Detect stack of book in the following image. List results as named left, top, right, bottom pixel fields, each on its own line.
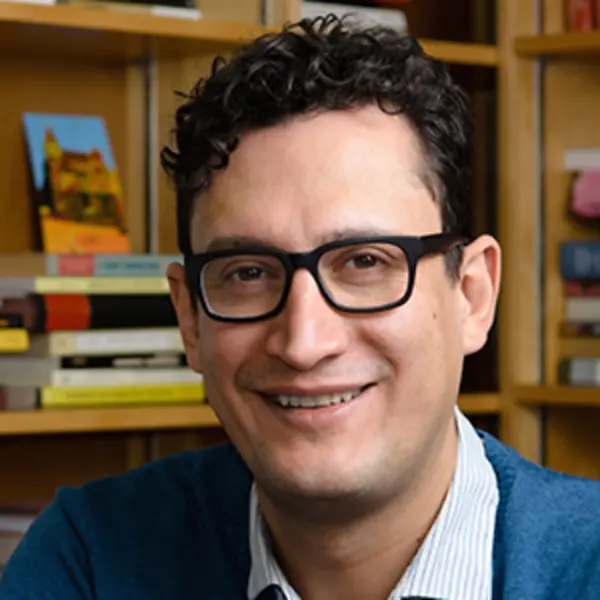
left=559, top=239, right=600, bottom=386
left=0, top=253, right=205, bottom=411
left=559, top=146, right=600, bottom=386
left=301, top=0, right=409, bottom=31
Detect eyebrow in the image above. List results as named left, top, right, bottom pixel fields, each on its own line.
left=203, top=228, right=403, bottom=253
left=204, top=236, right=282, bottom=252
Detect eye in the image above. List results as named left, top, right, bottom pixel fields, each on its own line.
left=349, top=253, right=380, bottom=269
left=233, top=266, right=265, bottom=281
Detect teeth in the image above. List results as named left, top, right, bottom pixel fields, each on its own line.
left=271, top=388, right=363, bottom=409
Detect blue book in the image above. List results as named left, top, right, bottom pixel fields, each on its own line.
left=560, top=241, right=600, bottom=280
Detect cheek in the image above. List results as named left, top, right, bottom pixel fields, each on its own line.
left=365, top=288, right=460, bottom=386
left=197, top=319, right=261, bottom=392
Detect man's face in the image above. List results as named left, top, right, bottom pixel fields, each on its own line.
left=172, top=105, right=500, bottom=504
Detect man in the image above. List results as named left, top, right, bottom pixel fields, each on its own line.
left=1, top=15, right=600, bottom=600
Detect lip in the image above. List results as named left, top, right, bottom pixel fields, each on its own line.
left=257, top=383, right=375, bottom=431
left=257, top=383, right=372, bottom=397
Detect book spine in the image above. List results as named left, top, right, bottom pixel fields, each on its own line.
left=565, top=281, right=600, bottom=296
left=559, top=357, right=600, bottom=385
left=560, top=321, right=600, bottom=337
left=1, top=294, right=177, bottom=332
left=0, top=330, right=29, bottom=353
left=35, top=276, right=169, bottom=295
left=566, top=0, right=595, bottom=31
left=565, top=297, right=600, bottom=322
left=62, top=354, right=186, bottom=368
left=46, top=254, right=181, bottom=277
left=560, top=241, right=600, bottom=279
left=39, top=382, right=205, bottom=408
left=50, top=367, right=199, bottom=387
left=48, top=328, right=184, bottom=356
left=564, top=147, right=600, bottom=171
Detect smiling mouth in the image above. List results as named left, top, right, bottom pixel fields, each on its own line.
left=265, top=384, right=373, bottom=409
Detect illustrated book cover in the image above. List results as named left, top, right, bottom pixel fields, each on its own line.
left=23, top=112, right=130, bottom=254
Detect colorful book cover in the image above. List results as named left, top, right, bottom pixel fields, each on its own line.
left=22, top=113, right=130, bottom=254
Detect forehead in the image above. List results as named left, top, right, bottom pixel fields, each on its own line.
left=191, top=106, right=440, bottom=252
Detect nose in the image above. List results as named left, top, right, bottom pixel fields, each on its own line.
left=264, top=269, right=350, bottom=371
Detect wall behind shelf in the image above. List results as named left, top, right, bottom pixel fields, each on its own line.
left=0, top=56, right=147, bottom=254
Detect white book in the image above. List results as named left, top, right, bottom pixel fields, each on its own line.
left=26, top=328, right=184, bottom=357
left=0, top=366, right=198, bottom=387
left=301, top=1, right=408, bottom=32
left=564, top=147, right=600, bottom=172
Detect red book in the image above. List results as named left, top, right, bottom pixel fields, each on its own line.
left=566, top=0, right=595, bottom=31
left=565, top=280, right=600, bottom=296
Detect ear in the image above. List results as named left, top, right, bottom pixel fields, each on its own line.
left=167, top=262, right=203, bottom=374
left=458, top=234, right=502, bottom=356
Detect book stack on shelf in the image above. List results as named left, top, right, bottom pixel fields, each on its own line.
left=0, top=254, right=205, bottom=411
left=558, top=146, right=600, bottom=387
left=0, top=112, right=205, bottom=412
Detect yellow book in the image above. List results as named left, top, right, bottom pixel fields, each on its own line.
left=0, top=276, right=168, bottom=296
left=40, top=382, right=205, bottom=409
left=0, top=329, right=30, bottom=353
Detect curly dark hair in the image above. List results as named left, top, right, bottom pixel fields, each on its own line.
left=160, top=15, right=472, bottom=274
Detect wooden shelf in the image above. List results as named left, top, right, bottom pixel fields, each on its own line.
left=0, top=393, right=499, bottom=436
left=515, top=31, right=600, bottom=58
left=0, top=403, right=220, bottom=436
left=514, top=385, right=600, bottom=407
left=419, top=39, right=498, bottom=67
left=0, top=3, right=269, bottom=61
left=0, top=3, right=498, bottom=65
left=458, top=393, right=501, bottom=414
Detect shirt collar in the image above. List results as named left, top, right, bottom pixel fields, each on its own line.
left=247, top=406, right=499, bottom=600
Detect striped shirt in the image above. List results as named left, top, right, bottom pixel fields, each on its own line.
left=247, top=407, right=499, bottom=600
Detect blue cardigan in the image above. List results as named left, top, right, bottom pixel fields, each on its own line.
left=1, top=432, right=600, bottom=599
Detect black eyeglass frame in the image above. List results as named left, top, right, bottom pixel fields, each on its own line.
left=184, top=233, right=468, bottom=323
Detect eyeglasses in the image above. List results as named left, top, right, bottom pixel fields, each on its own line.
left=184, top=234, right=467, bottom=323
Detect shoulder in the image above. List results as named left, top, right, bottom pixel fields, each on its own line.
left=481, top=432, right=600, bottom=597
left=0, top=444, right=253, bottom=596
left=62, top=442, right=252, bottom=525
left=481, top=431, right=600, bottom=542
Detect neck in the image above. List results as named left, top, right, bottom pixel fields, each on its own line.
left=258, top=418, right=458, bottom=600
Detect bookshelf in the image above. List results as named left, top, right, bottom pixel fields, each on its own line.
left=498, top=0, right=600, bottom=481
left=0, top=0, right=505, bottom=504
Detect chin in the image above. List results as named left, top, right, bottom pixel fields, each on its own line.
left=259, top=448, right=376, bottom=502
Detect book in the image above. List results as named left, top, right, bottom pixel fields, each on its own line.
left=0, top=382, right=206, bottom=410
left=0, top=364, right=198, bottom=388
left=301, top=1, right=408, bottom=31
left=560, top=241, right=600, bottom=280
left=25, top=327, right=184, bottom=357
left=63, top=0, right=201, bottom=18
left=564, top=147, right=600, bottom=172
left=565, top=0, right=597, bottom=31
left=559, top=357, right=600, bottom=385
left=560, top=321, right=600, bottom=337
left=565, top=297, right=600, bottom=322
left=0, top=276, right=169, bottom=296
left=22, top=113, right=130, bottom=254
left=1, top=294, right=177, bottom=333
left=0, top=253, right=181, bottom=278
